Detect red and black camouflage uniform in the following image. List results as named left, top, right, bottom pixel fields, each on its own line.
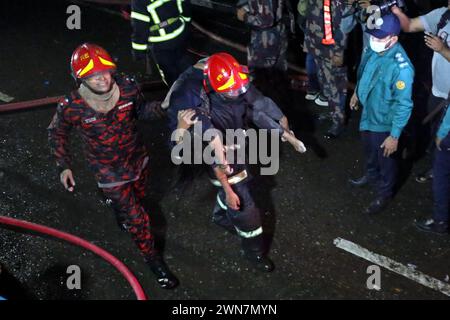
left=48, top=74, right=157, bottom=259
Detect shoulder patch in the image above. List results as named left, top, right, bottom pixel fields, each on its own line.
left=396, top=80, right=406, bottom=90
left=399, top=62, right=409, bottom=68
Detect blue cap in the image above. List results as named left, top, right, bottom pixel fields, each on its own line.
left=365, top=14, right=401, bottom=39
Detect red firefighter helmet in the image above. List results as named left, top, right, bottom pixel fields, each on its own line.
left=70, top=43, right=117, bottom=80
left=204, top=52, right=250, bottom=98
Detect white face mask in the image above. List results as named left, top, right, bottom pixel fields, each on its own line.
left=369, top=36, right=392, bottom=53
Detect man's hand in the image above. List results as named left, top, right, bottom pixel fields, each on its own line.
left=424, top=32, right=446, bottom=53
left=380, top=136, right=398, bottom=157
left=218, top=163, right=234, bottom=176
left=237, top=7, right=247, bottom=21
left=226, top=190, right=241, bottom=210
left=60, top=169, right=75, bottom=192
left=436, top=137, right=442, bottom=151
left=350, top=92, right=359, bottom=110
left=177, top=109, right=198, bottom=130
left=391, top=5, right=402, bottom=15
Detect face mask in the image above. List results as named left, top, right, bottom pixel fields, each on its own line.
left=369, top=36, right=392, bottom=53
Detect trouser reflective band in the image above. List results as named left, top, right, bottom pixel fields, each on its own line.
left=216, top=193, right=228, bottom=210
left=235, top=226, right=263, bottom=238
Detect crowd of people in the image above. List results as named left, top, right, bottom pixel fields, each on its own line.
left=46, top=0, right=450, bottom=290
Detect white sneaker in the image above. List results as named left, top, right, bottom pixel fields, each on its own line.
left=314, top=95, right=329, bottom=107
left=305, top=91, right=320, bottom=101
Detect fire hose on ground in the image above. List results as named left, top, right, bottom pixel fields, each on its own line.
left=0, top=215, right=147, bottom=300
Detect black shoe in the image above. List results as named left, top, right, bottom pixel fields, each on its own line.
left=415, top=218, right=448, bottom=235
left=349, top=175, right=371, bottom=188
left=146, top=256, right=179, bottom=289
left=244, top=253, right=274, bottom=273
left=365, top=197, right=391, bottom=215
left=415, top=170, right=433, bottom=184
left=324, top=121, right=345, bottom=139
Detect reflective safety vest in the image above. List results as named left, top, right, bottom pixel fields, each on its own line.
left=131, top=0, right=191, bottom=51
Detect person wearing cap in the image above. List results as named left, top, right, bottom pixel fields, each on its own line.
left=416, top=103, right=450, bottom=234
left=349, top=14, right=415, bottom=215
left=48, top=43, right=179, bottom=289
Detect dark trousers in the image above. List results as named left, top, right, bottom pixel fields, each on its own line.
left=101, top=165, right=156, bottom=259
left=433, top=135, right=450, bottom=223
left=151, top=46, right=192, bottom=87
left=213, top=178, right=264, bottom=256
left=361, top=131, right=398, bottom=199
left=425, top=94, right=447, bottom=152
left=306, top=53, right=320, bottom=93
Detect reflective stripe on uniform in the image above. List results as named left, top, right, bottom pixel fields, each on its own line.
left=149, top=21, right=185, bottom=43
left=146, top=0, right=185, bottom=42
left=216, top=193, right=228, bottom=210
left=132, top=42, right=148, bottom=51
left=234, top=226, right=263, bottom=239
left=131, top=11, right=151, bottom=23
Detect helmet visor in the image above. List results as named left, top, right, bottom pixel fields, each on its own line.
left=220, top=82, right=250, bottom=99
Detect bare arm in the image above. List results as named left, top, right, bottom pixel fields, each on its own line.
left=391, top=6, right=425, bottom=33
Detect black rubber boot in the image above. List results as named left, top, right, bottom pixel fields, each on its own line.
left=243, top=252, right=275, bottom=273
left=145, top=255, right=179, bottom=289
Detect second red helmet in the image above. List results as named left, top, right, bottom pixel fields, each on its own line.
left=204, top=52, right=250, bottom=98
left=70, top=43, right=117, bottom=80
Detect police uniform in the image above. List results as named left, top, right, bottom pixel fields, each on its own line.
left=303, top=0, right=349, bottom=136
left=242, top=0, right=288, bottom=72
left=416, top=105, right=450, bottom=233
left=355, top=16, right=414, bottom=212
left=131, top=0, right=192, bottom=86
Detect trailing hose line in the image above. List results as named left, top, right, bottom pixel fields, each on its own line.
left=0, top=80, right=165, bottom=113
left=0, top=215, right=147, bottom=300
left=190, top=21, right=307, bottom=75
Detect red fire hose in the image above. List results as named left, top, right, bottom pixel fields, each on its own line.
left=0, top=215, right=147, bottom=300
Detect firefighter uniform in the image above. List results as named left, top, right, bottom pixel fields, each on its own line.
left=165, top=54, right=288, bottom=271
left=48, top=74, right=156, bottom=258
left=131, top=0, right=192, bottom=86
left=48, top=43, right=179, bottom=289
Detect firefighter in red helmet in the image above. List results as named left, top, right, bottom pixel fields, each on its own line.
left=165, top=52, right=306, bottom=272
left=48, top=43, right=178, bottom=289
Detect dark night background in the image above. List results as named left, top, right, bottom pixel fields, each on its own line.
left=0, top=0, right=449, bottom=300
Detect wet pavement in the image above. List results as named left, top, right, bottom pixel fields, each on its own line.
left=0, top=1, right=449, bottom=300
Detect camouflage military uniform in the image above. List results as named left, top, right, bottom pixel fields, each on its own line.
left=304, top=0, right=349, bottom=129
left=243, top=0, right=288, bottom=72
left=48, top=74, right=158, bottom=259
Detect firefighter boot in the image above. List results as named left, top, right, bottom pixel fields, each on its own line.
left=241, top=235, right=274, bottom=272
left=243, top=252, right=275, bottom=273
left=145, top=255, right=179, bottom=289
